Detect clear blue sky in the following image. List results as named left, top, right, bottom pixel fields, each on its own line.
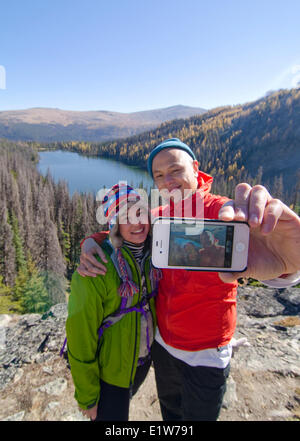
left=1, top=0, right=300, bottom=112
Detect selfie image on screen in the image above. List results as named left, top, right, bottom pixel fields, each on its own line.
left=168, top=222, right=233, bottom=268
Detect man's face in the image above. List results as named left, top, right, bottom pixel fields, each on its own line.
left=200, top=231, right=213, bottom=247
left=152, top=149, right=199, bottom=198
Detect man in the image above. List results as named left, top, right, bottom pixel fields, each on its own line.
left=198, top=230, right=225, bottom=267
left=78, top=138, right=300, bottom=420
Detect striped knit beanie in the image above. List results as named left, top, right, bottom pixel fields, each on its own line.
left=101, top=182, right=141, bottom=229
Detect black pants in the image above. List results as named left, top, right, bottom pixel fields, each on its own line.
left=95, top=357, right=151, bottom=421
left=151, top=340, right=230, bottom=421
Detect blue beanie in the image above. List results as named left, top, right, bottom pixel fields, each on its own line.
left=147, top=138, right=196, bottom=178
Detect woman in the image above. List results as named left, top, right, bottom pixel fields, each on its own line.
left=66, top=183, right=160, bottom=421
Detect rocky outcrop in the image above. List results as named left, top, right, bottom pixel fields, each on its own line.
left=221, top=287, right=300, bottom=421
left=0, top=287, right=299, bottom=421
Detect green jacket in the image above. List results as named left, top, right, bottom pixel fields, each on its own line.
left=66, top=240, right=157, bottom=410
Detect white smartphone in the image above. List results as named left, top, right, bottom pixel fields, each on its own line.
left=152, top=217, right=250, bottom=272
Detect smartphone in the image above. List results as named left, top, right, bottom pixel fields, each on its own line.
left=152, top=217, right=249, bottom=272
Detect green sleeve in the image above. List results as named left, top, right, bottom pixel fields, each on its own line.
left=66, top=271, right=105, bottom=410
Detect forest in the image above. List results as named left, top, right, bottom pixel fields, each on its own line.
left=1, top=88, right=300, bottom=314
left=0, top=140, right=101, bottom=314
left=42, top=88, right=300, bottom=208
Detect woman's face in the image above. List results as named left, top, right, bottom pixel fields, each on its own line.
left=118, top=204, right=150, bottom=244
left=184, top=242, right=199, bottom=261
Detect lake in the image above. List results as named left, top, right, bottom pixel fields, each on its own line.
left=37, top=150, right=154, bottom=196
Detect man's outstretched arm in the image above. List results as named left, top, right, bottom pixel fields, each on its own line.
left=218, top=183, right=300, bottom=285
left=77, top=232, right=109, bottom=277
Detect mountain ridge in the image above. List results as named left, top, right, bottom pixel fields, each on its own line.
left=0, top=105, right=206, bottom=142
left=47, top=88, right=299, bottom=201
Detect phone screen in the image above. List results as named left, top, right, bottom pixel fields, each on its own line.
left=168, top=222, right=234, bottom=268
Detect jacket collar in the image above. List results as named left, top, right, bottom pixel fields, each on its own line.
left=196, top=170, right=213, bottom=195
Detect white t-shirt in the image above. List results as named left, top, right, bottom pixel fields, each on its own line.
left=155, top=273, right=300, bottom=368
left=155, top=328, right=232, bottom=368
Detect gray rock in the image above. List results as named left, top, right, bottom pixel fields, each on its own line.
left=2, top=411, right=25, bottom=421
left=276, top=288, right=300, bottom=313
left=49, top=303, right=68, bottom=320
left=0, top=314, right=12, bottom=327
left=19, top=314, right=41, bottom=328
left=42, top=366, right=53, bottom=375
left=1, top=289, right=300, bottom=421
left=222, top=376, right=237, bottom=409
left=269, top=409, right=293, bottom=419
left=62, top=409, right=90, bottom=421
left=37, top=377, right=67, bottom=396
left=237, top=287, right=286, bottom=317
left=0, top=303, right=67, bottom=391
left=45, top=401, right=60, bottom=412
left=13, top=368, right=24, bottom=383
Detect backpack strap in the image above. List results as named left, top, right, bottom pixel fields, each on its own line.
left=60, top=239, right=136, bottom=357
left=60, top=241, right=162, bottom=358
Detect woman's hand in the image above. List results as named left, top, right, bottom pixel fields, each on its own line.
left=80, top=404, right=98, bottom=421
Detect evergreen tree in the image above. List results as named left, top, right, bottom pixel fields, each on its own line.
left=11, top=269, right=27, bottom=313
left=21, top=269, right=51, bottom=314
left=0, top=204, right=16, bottom=286
left=0, top=275, right=17, bottom=314
left=9, top=210, right=27, bottom=274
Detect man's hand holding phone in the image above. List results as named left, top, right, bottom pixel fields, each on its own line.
left=77, top=183, right=300, bottom=285
left=218, top=183, right=300, bottom=283
left=151, top=218, right=250, bottom=273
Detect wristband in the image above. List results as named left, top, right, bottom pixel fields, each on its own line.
left=261, top=270, right=300, bottom=288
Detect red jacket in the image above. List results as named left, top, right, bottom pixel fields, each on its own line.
left=88, top=172, right=238, bottom=351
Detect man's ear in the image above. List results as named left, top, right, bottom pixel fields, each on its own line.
left=192, top=160, right=199, bottom=177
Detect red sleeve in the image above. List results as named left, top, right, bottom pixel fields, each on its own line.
left=204, top=193, right=230, bottom=219
left=80, top=231, right=109, bottom=248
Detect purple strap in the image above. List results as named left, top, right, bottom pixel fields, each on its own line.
left=60, top=288, right=158, bottom=358
left=60, top=337, right=67, bottom=357
left=98, top=321, right=113, bottom=339
left=96, top=288, right=158, bottom=354
left=120, top=303, right=151, bottom=353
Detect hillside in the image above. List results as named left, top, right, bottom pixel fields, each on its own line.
left=49, top=88, right=300, bottom=205
left=0, top=140, right=102, bottom=315
left=0, top=105, right=206, bottom=142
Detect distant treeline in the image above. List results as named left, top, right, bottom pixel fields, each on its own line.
left=0, top=140, right=101, bottom=314
left=39, top=88, right=300, bottom=209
